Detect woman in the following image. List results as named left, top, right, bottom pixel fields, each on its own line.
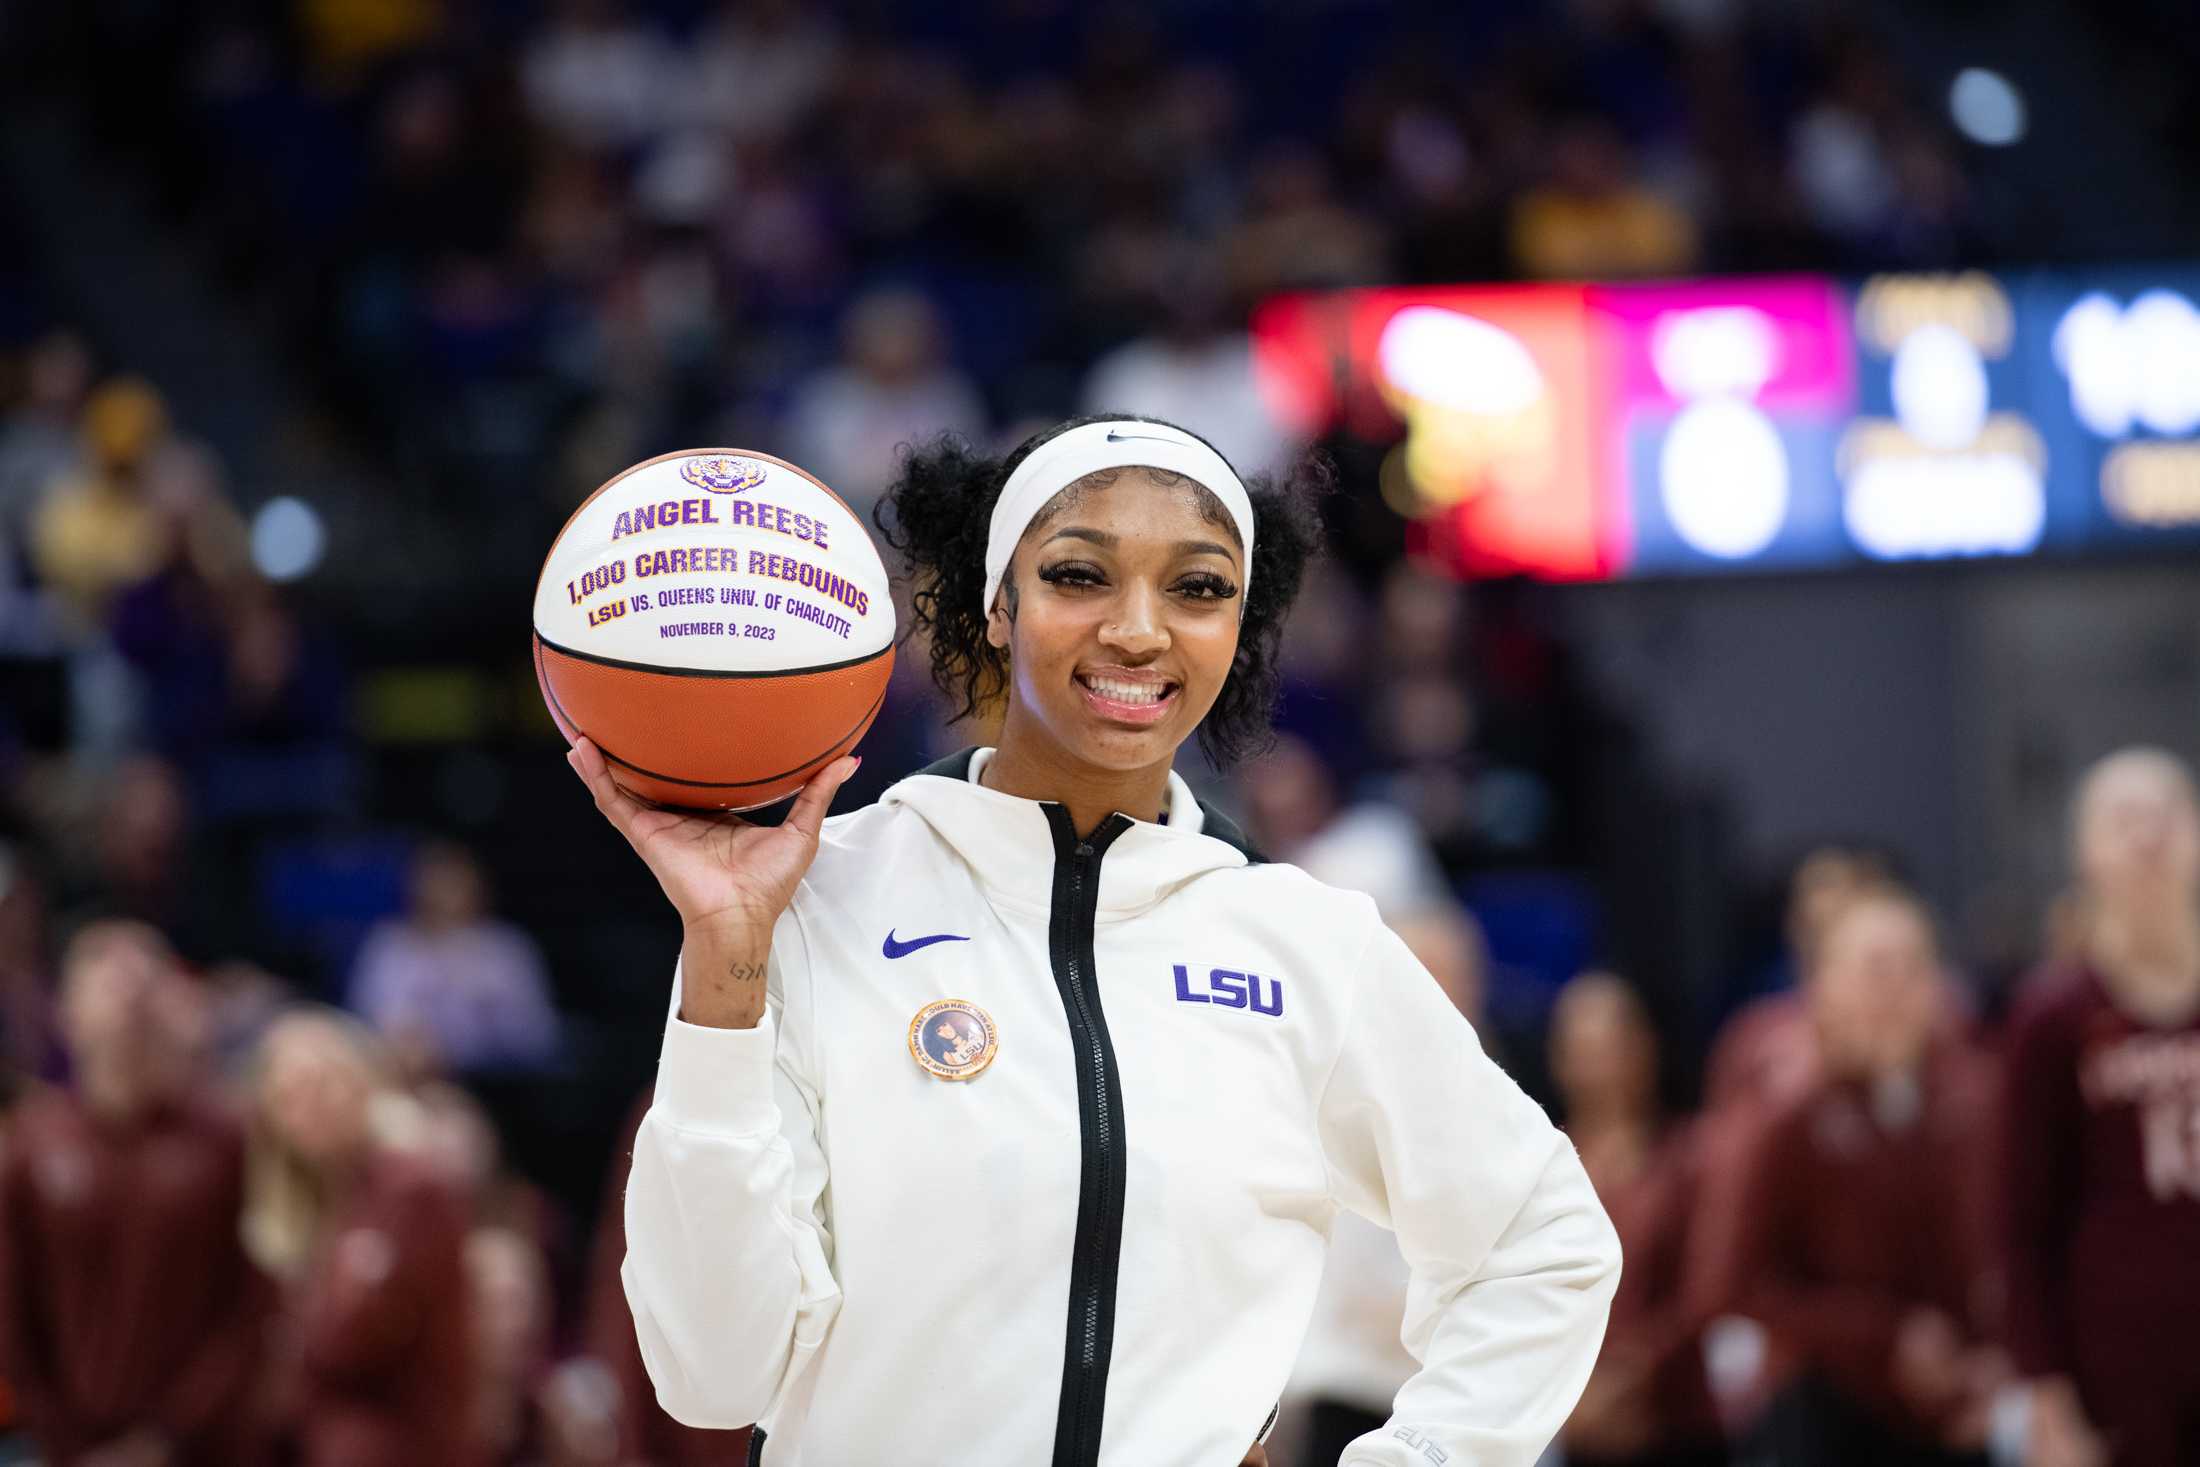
left=572, top=416, right=1621, bottom=1466
left=246, top=1009, right=476, bottom=1467
left=1699, top=891, right=2004, bottom=1467
left=1548, top=973, right=1723, bottom=1467
left=2002, top=748, right=2200, bottom=1467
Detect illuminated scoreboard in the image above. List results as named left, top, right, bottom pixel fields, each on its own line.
left=1251, top=268, right=2200, bottom=580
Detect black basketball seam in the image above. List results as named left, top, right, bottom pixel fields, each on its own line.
left=534, top=632, right=892, bottom=681
left=536, top=642, right=886, bottom=789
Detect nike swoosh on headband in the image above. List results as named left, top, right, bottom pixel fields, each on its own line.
left=983, top=419, right=1254, bottom=618
left=883, top=930, right=972, bottom=959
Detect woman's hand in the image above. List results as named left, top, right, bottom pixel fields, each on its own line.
left=567, top=736, right=860, bottom=1028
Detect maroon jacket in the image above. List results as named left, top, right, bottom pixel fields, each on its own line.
left=1693, top=1050, right=1999, bottom=1436
left=589, top=1090, right=749, bottom=1467
left=290, top=1152, right=476, bottom=1467
left=0, top=1089, right=272, bottom=1465
left=1999, top=965, right=2200, bottom=1465
left=1702, top=992, right=1817, bottom=1114
left=1577, top=1123, right=1721, bottom=1453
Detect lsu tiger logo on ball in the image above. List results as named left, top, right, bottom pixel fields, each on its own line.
left=680, top=455, right=768, bottom=495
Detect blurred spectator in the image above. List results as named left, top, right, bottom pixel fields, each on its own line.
left=1694, top=887, right=2004, bottom=1467
left=1364, top=671, right=1483, bottom=867
left=348, top=841, right=563, bottom=1080
left=0, top=331, right=90, bottom=582
left=211, top=586, right=352, bottom=754
left=1222, top=145, right=1389, bottom=300
left=678, top=0, right=840, bottom=144
left=583, top=1089, right=746, bottom=1467
left=413, top=1081, right=558, bottom=1250
left=781, top=289, right=987, bottom=516
left=521, top=1, right=677, bottom=153
left=0, top=921, right=273, bottom=1466
left=1703, top=844, right=1903, bottom=1115
left=2000, top=748, right=2200, bottom=1467
left=467, top=1226, right=557, bottom=1466
left=105, top=442, right=258, bottom=757
left=1510, top=118, right=1700, bottom=280
left=533, top=1357, right=624, bottom=1467
left=1285, top=907, right=1495, bottom=1467
left=1375, top=562, right=1465, bottom=679
left=1551, top=972, right=1723, bottom=1467
left=1352, top=563, right=1505, bottom=864
left=1241, top=734, right=1450, bottom=923
left=1079, top=263, right=1296, bottom=480
left=1393, top=908, right=1491, bottom=1040
left=245, top=1008, right=475, bottom=1467
left=28, top=377, right=170, bottom=627
left=60, top=756, right=222, bottom=962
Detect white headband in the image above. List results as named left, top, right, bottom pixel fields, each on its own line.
left=981, top=420, right=1255, bottom=618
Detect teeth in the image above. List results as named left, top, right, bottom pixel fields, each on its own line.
left=1085, top=677, right=1168, bottom=705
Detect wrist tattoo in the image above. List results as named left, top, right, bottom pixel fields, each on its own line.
left=725, top=960, right=768, bottom=984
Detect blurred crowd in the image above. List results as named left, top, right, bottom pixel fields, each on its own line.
left=0, top=334, right=353, bottom=962
left=24, top=0, right=1991, bottom=564
left=0, top=910, right=718, bottom=1467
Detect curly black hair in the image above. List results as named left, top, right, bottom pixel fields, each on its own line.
left=873, top=414, right=1330, bottom=770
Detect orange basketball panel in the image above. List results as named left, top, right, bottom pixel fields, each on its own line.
left=534, top=637, right=893, bottom=810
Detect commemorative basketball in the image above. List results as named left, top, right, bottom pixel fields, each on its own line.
left=532, top=449, right=895, bottom=810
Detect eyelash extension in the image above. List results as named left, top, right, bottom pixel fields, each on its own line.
left=1037, top=563, right=1239, bottom=601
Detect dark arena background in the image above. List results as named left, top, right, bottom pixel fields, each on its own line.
left=1, top=1, right=2197, bottom=1465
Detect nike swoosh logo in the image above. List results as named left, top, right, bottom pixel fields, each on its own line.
left=882, top=930, right=971, bottom=959
left=1105, top=430, right=1183, bottom=445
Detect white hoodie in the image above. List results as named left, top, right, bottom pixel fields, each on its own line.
left=623, top=748, right=1619, bottom=1467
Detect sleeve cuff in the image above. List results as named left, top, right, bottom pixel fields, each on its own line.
left=653, top=1006, right=782, bottom=1138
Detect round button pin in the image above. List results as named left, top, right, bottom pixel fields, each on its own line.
left=908, top=999, right=999, bottom=1081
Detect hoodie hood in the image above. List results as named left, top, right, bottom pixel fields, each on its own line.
left=876, top=746, right=1256, bottom=919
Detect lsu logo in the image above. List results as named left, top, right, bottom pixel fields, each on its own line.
left=680, top=455, right=767, bottom=495
left=1173, top=964, right=1283, bottom=1018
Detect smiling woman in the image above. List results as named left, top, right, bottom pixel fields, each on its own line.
left=577, top=412, right=1620, bottom=1467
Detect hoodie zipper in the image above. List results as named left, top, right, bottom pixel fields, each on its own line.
left=1043, top=805, right=1132, bottom=1467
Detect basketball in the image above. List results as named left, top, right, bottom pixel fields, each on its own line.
left=532, top=449, right=896, bottom=811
